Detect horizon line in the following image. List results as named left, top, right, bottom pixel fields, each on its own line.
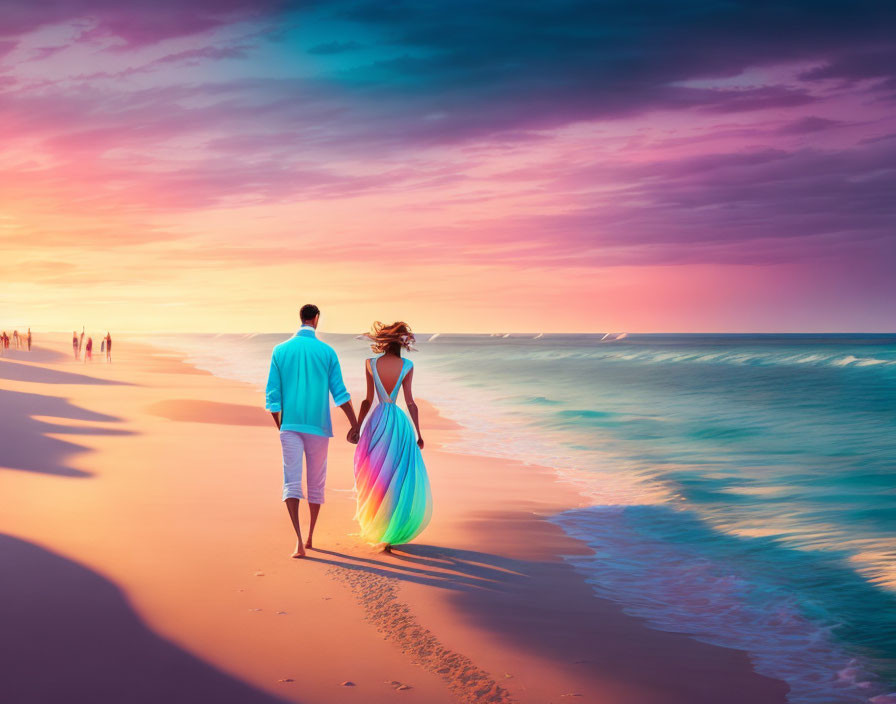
left=17, top=329, right=896, bottom=336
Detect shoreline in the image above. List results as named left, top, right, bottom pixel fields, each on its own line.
left=0, top=336, right=788, bottom=703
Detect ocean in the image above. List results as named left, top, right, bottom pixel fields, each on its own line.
left=140, top=332, right=896, bottom=704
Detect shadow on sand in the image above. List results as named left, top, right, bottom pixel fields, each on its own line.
left=308, top=544, right=524, bottom=591
left=0, top=345, right=70, bottom=364
left=0, top=388, right=133, bottom=477
left=0, top=534, right=292, bottom=704
left=0, top=359, right=131, bottom=385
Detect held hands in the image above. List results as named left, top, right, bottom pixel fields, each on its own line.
left=417, top=437, right=424, bottom=450
left=347, top=426, right=360, bottom=444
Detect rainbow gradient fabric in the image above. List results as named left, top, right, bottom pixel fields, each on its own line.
left=353, top=357, right=432, bottom=545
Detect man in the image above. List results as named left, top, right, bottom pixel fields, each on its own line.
left=265, top=304, right=359, bottom=558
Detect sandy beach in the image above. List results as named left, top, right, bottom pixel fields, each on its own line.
left=0, top=336, right=789, bottom=704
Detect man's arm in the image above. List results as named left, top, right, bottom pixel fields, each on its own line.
left=328, top=354, right=359, bottom=442
left=339, top=401, right=359, bottom=444
left=265, top=354, right=282, bottom=429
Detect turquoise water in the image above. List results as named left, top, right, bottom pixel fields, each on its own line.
left=142, top=332, right=896, bottom=703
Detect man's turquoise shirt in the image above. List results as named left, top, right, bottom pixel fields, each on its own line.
left=265, top=326, right=350, bottom=437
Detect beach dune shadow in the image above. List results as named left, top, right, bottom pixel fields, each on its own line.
left=0, top=345, right=70, bottom=364
left=0, top=388, right=132, bottom=477
left=0, top=533, right=292, bottom=704
left=0, top=359, right=130, bottom=385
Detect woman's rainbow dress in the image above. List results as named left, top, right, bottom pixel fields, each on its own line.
left=353, top=356, right=432, bottom=545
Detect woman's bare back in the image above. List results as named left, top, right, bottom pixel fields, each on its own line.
left=374, top=354, right=406, bottom=396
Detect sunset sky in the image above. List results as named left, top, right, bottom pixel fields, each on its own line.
left=1, top=1, right=894, bottom=333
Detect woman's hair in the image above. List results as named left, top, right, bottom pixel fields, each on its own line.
left=366, top=321, right=416, bottom=354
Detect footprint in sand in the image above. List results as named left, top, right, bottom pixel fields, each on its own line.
left=332, top=567, right=514, bottom=704
left=386, top=680, right=412, bottom=691
left=340, top=681, right=356, bottom=687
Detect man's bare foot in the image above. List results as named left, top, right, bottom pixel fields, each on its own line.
left=375, top=542, right=392, bottom=553
left=291, top=540, right=306, bottom=559
left=304, top=537, right=313, bottom=549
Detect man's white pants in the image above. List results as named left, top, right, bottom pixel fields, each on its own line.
left=279, top=430, right=329, bottom=503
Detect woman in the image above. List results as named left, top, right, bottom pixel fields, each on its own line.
left=353, top=321, right=431, bottom=550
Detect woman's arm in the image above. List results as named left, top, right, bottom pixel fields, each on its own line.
left=402, top=368, right=423, bottom=449
left=356, top=360, right=375, bottom=429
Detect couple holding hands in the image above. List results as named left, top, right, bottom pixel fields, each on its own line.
left=265, top=304, right=431, bottom=558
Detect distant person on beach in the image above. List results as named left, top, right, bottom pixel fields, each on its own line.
left=26, top=328, right=31, bottom=351
left=72, top=331, right=79, bottom=360
left=78, top=327, right=84, bottom=358
left=13, top=330, right=19, bottom=349
left=265, top=304, right=360, bottom=558
left=353, top=321, right=431, bottom=552
left=85, top=337, right=93, bottom=362
left=105, top=332, right=112, bottom=362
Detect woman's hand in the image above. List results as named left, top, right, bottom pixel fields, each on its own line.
left=417, top=437, right=424, bottom=449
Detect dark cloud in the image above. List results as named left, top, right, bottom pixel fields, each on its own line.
left=4, top=2, right=895, bottom=146
left=701, top=86, right=817, bottom=113
left=152, top=44, right=252, bottom=65
left=777, top=116, right=844, bottom=135
left=0, top=1, right=285, bottom=46
left=304, top=0, right=896, bottom=139
left=800, top=47, right=896, bottom=82
left=308, top=40, right=363, bottom=54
